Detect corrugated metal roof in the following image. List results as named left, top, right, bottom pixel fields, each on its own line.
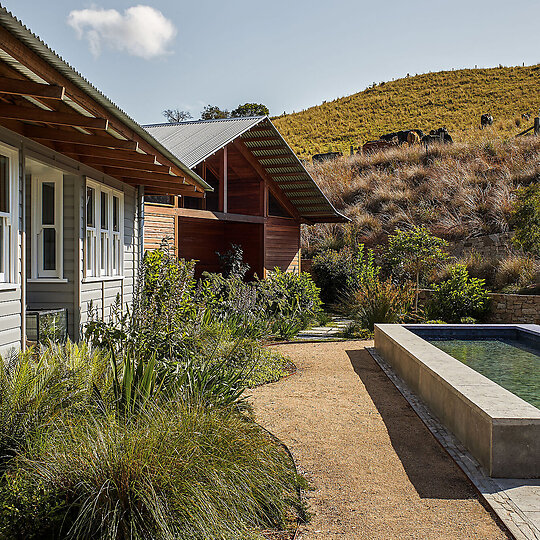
left=0, top=4, right=210, bottom=191
left=145, top=117, right=348, bottom=223
left=144, top=117, right=264, bottom=168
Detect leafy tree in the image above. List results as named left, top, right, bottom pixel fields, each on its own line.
left=386, top=226, right=448, bottom=312
left=162, top=109, right=192, bottom=122
left=201, top=105, right=230, bottom=120
left=231, top=103, right=269, bottom=118
left=511, top=183, right=540, bottom=256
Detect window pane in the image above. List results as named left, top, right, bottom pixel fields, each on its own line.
left=113, top=196, right=119, bottom=232
left=43, top=228, right=56, bottom=271
left=112, top=237, right=117, bottom=273
left=42, top=182, right=55, bottom=225
left=86, top=234, right=90, bottom=271
left=0, top=156, right=9, bottom=214
left=86, top=187, right=94, bottom=227
left=101, top=233, right=108, bottom=273
left=101, top=192, right=108, bottom=229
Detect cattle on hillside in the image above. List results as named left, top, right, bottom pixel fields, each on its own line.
left=312, top=152, right=343, bottom=163
left=362, top=140, right=397, bottom=154
left=381, top=129, right=424, bottom=145
left=480, top=114, right=494, bottom=128
left=407, top=131, right=421, bottom=145
left=422, top=127, right=453, bottom=145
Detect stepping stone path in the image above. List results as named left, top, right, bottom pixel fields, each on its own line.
left=295, top=317, right=353, bottom=341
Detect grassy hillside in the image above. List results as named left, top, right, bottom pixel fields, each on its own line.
left=302, top=136, right=540, bottom=253
left=274, top=65, right=540, bottom=158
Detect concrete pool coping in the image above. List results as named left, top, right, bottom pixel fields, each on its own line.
left=374, top=324, right=540, bottom=479
left=367, top=346, right=540, bottom=540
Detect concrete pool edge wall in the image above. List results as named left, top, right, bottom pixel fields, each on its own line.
left=374, top=324, right=540, bottom=478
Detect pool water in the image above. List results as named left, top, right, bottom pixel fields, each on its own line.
left=429, top=339, right=540, bottom=410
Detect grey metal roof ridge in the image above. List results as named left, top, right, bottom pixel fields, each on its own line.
left=0, top=4, right=211, bottom=192
left=144, top=116, right=267, bottom=128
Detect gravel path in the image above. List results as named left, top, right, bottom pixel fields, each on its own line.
left=250, top=341, right=510, bottom=540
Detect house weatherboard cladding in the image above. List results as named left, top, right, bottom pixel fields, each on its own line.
left=144, top=117, right=347, bottom=223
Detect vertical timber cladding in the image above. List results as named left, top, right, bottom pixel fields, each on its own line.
left=264, top=217, right=301, bottom=274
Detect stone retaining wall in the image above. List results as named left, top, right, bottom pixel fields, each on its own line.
left=418, top=289, right=540, bottom=324
left=488, top=293, right=540, bottom=324
left=450, top=233, right=515, bottom=259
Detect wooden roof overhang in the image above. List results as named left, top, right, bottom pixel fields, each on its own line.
left=238, top=119, right=348, bottom=224
left=0, top=7, right=211, bottom=197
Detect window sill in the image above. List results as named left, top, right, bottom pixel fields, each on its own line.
left=82, top=275, right=125, bottom=283
left=27, top=278, right=69, bottom=284
left=0, top=283, right=19, bottom=291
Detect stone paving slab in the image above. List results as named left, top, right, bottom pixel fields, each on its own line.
left=367, top=347, right=540, bottom=540
left=295, top=317, right=352, bottom=341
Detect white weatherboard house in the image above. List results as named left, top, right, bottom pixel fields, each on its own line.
left=0, top=6, right=210, bottom=354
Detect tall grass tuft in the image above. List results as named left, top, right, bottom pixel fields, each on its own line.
left=7, top=402, right=304, bottom=540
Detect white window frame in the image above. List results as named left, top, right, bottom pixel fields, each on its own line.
left=0, top=142, right=19, bottom=286
left=31, top=171, right=63, bottom=279
left=85, top=179, right=124, bottom=278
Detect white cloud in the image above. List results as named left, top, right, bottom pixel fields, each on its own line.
left=67, top=5, right=176, bottom=59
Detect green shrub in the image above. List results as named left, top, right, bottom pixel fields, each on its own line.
left=427, top=265, right=491, bottom=322
left=342, top=279, right=415, bottom=331
left=216, top=243, right=250, bottom=279
left=311, top=245, right=379, bottom=305
left=258, top=269, right=322, bottom=339
left=386, top=226, right=448, bottom=311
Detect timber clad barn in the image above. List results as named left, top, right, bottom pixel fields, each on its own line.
left=143, top=117, right=346, bottom=277
left=0, top=6, right=208, bottom=353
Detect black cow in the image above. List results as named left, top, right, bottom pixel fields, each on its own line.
left=422, top=127, right=453, bottom=145
left=480, top=114, right=494, bottom=128
left=312, top=152, right=343, bottom=163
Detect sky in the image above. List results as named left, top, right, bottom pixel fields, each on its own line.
left=2, top=0, right=539, bottom=125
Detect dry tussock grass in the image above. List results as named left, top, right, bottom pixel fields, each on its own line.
left=304, top=136, right=540, bottom=252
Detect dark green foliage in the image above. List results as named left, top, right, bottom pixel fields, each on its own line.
left=231, top=103, right=269, bottom=118
left=1, top=402, right=305, bottom=540
left=311, top=244, right=379, bottom=305
left=216, top=243, right=250, bottom=279
left=200, top=104, right=230, bottom=120
left=512, top=182, right=540, bottom=256
left=427, top=265, right=491, bottom=322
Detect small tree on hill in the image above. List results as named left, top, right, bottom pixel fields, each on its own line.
left=386, top=226, right=448, bottom=312
left=162, top=109, right=192, bottom=122
left=201, top=105, right=230, bottom=120
left=231, top=103, right=269, bottom=118
left=511, top=183, right=540, bottom=256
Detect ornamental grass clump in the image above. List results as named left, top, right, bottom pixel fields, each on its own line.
left=342, top=278, right=415, bottom=331
left=2, top=402, right=305, bottom=540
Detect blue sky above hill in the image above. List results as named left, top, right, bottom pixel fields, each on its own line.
left=3, top=1, right=539, bottom=125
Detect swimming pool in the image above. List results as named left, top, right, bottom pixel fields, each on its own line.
left=408, top=327, right=540, bottom=410
left=374, top=324, right=540, bottom=478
